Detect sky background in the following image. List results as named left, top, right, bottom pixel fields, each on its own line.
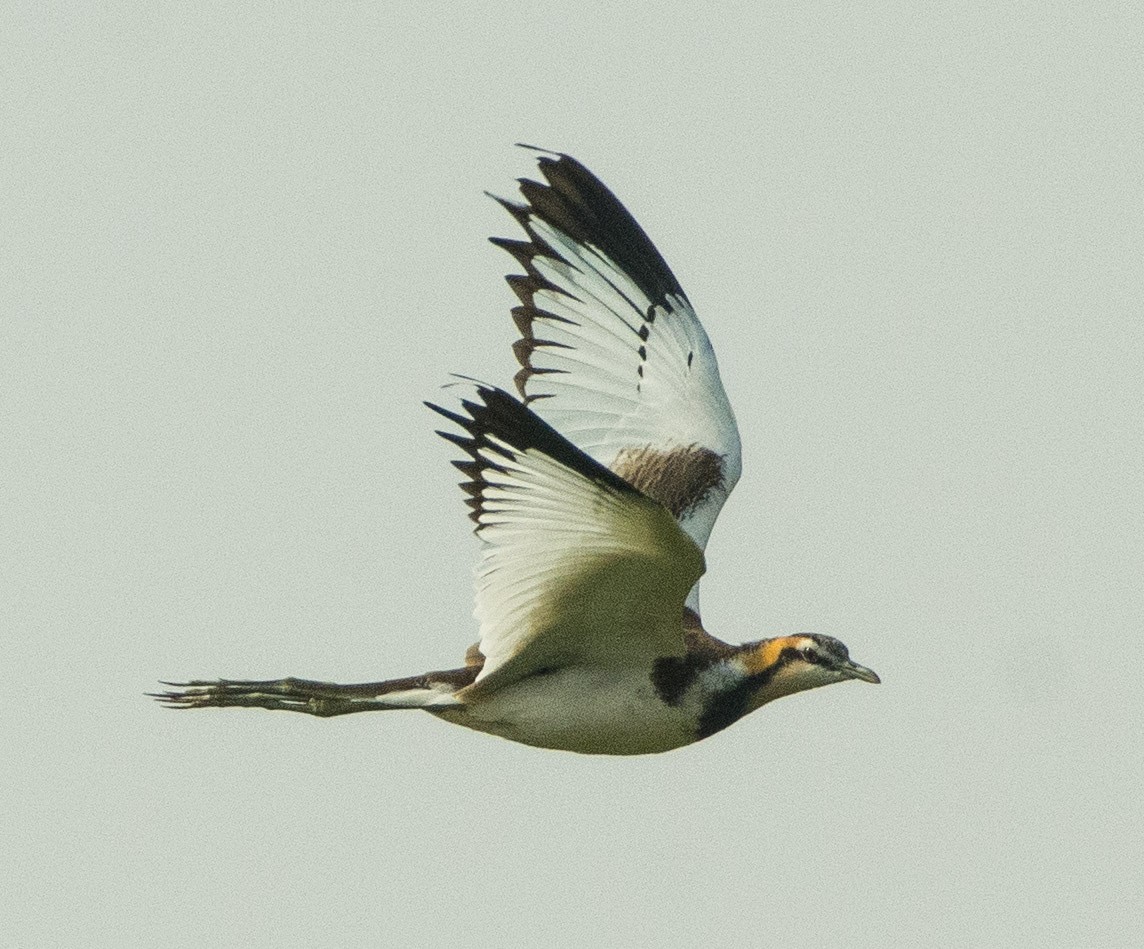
left=4, top=2, right=1142, bottom=947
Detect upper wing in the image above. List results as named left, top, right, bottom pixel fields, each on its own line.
left=428, top=386, right=704, bottom=691
left=491, top=148, right=741, bottom=614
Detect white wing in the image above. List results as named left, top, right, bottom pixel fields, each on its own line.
left=492, top=149, right=741, bottom=615
left=429, top=386, right=704, bottom=691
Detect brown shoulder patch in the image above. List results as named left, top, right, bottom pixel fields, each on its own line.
left=612, top=444, right=725, bottom=518
left=680, top=611, right=737, bottom=663
left=464, top=642, right=485, bottom=669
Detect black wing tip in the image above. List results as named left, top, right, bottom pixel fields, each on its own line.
left=491, top=147, right=687, bottom=342
left=514, top=142, right=563, bottom=157
left=490, top=148, right=682, bottom=387
left=485, top=191, right=530, bottom=225
left=513, top=144, right=591, bottom=180
left=425, top=401, right=467, bottom=426
left=432, top=384, right=641, bottom=522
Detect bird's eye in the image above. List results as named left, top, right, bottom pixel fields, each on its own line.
left=801, top=648, right=817, bottom=664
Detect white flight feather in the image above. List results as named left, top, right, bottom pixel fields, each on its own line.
left=517, top=222, right=740, bottom=614
left=466, top=432, right=704, bottom=692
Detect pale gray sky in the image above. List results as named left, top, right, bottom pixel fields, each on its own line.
left=4, top=2, right=1142, bottom=947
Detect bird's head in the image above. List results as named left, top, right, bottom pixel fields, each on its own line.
left=740, top=633, right=880, bottom=709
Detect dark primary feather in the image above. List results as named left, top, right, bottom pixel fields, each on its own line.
left=489, top=148, right=690, bottom=400
left=497, top=147, right=687, bottom=307
left=426, top=385, right=645, bottom=524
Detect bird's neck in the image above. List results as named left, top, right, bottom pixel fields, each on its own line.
left=691, top=642, right=807, bottom=739
left=732, top=638, right=820, bottom=711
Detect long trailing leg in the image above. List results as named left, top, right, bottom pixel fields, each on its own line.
left=152, top=678, right=397, bottom=717
left=151, top=669, right=475, bottom=718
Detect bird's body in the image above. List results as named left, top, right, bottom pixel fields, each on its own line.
left=157, top=147, right=879, bottom=754
left=439, top=660, right=698, bottom=756
left=435, top=622, right=874, bottom=755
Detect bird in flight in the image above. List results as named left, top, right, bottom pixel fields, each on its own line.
left=155, top=147, right=879, bottom=755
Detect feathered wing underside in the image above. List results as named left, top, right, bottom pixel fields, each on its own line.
left=491, top=149, right=742, bottom=613
left=428, top=386, right=704, bottom=692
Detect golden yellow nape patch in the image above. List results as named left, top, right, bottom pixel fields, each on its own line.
left=741, top=636, right=806, bottom=676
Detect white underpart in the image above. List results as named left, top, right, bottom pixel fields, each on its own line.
left=442, top=665, right=695, bottom=755
left=440, top=653, right=754, bottom=755
left=521, top=217, right=742, bottom=614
